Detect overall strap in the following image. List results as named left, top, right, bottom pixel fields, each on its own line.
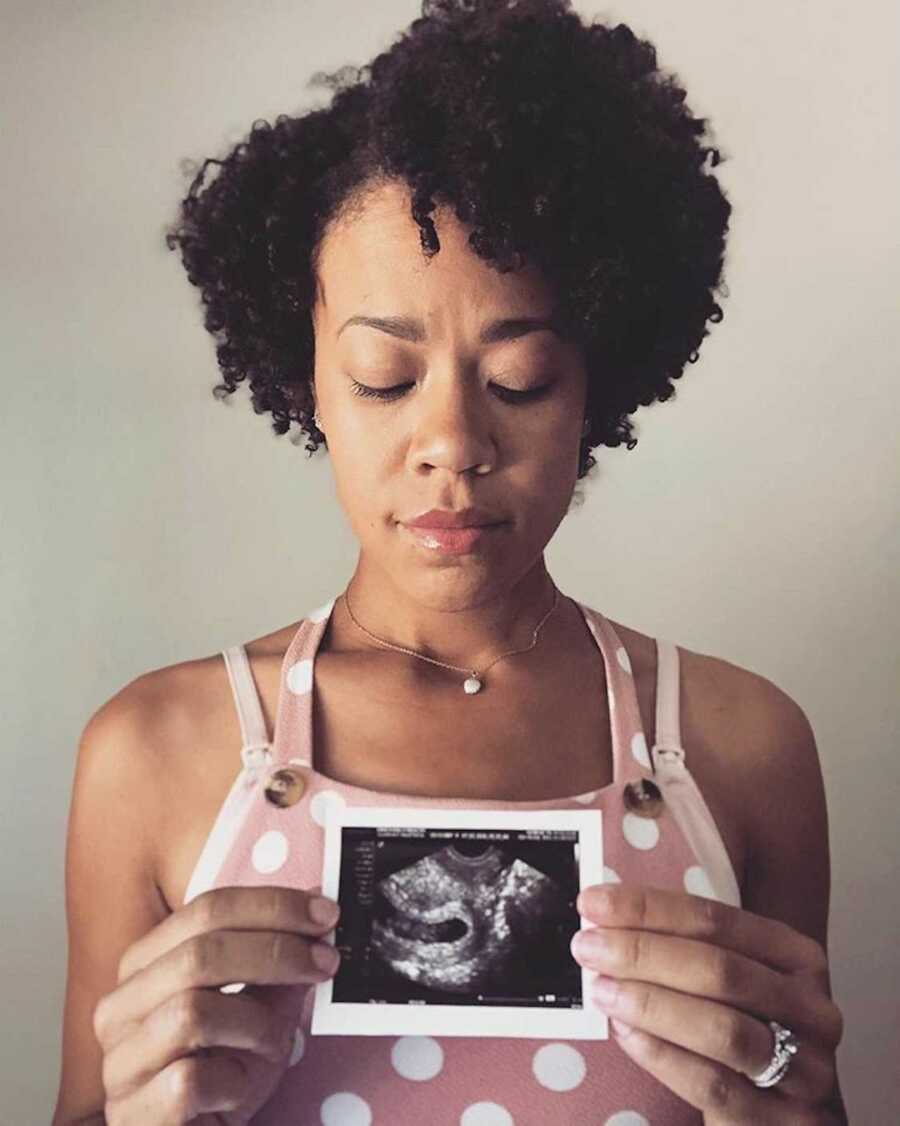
left=222, top=645, right=272, bottom=772
left=653, top=638, right=684, bottom=757
left=651, top=637, right=742, bottom=906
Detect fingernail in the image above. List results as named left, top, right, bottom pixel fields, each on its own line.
left=611, top=1018, right=633, bottom=1040
left=592, top=975, right=618, bottom=1006
left=571, top=928, right=609, bottom=960
left=309, top=896, right=340, bottom=927
left=587, top=885, right=615, bottom=915
left=312, top=942, right=340, bottom=973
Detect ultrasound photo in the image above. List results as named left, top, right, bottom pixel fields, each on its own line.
left=311, top=807, right=606, bottom=1039
left=331, top=826, right=583, bottom=1009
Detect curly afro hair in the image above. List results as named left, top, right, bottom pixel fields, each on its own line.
left=164, top=0, right=731, bottom=480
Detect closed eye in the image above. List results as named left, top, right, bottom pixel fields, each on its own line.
left=349, top=380, right=410, bottom=401
left=349, top=380, right=553, bottom=403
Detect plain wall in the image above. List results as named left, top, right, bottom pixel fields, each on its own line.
left=3, top=1, right=898, bottom=1122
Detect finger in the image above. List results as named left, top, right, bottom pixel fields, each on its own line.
left=244, top=980, right=312, bottom=1023
left=102, top=986, right=294, bottom=1100
left=608, top=1020, right=820, bottom=1126
left=572, top=927, right=831, bottom=1039
left=577, top=884, right=825, bottom=975
left=114, top=1050, right=258, bottom=1123
left=591, top=977, right=835, bottom=1105
left=98, top=929, right=339, bottom=1046
left=98, top=982, right=306, bottom=1056
left=118, top=885, right=340, bottom=984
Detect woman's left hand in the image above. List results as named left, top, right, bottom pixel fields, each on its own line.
left=571, top=883, right=845, bottom=1125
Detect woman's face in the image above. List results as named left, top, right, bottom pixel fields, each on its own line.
left=311, top=179, right=589, bottom=610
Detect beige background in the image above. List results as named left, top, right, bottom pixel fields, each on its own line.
left=3, top=1, right=898, bottom=1122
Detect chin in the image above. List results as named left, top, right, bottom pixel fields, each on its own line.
left=402, top=558, right=543, bottom=613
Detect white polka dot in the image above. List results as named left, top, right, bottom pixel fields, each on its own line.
left=622, top=812, right=660, bottom=850
left=630, top=732, right=651, bottom=768
left=252, top=829, right=289, bottom=873
left=288, top=1026, right=306, bottom=1066
left=320, top=1091, right=372, bottom=1126
left=604, top=1113, right=650, bottom=1126
left=684, top=865, right=718, bottom=900
left=615, top=646, right=632, bottom=675
left=309, top=599, right=335, bottom=623
left=391, top=1035, right=444, bottom=1080
left=460, top=1103, right=514, bottom=1126
left=573, top=789, right=599, bottom=804
left=310, top=789, right=346, bottom=827
left=603, top=866, right=622, bottom=884
left=287, top=658, right=313, bottom=695
left=532, top=1042, right=587, bottom=1091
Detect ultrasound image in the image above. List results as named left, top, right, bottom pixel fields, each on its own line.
left=372, top=843, right=567, bottom=992
left=331, top=827, right=583, bottom=1008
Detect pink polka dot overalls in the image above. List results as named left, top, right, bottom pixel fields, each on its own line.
left=183, top=596, right=741, bottom=1124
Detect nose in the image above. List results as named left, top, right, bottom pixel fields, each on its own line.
left=407, top=375, right=495, bottom=477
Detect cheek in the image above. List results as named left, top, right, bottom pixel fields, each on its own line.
left=327, top=441, right=396, bottom=539
left=515, top=416, right=582, bottom=483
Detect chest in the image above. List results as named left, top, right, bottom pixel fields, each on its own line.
left=308, top=648, right=619, bottom=802
left=156, top=638, right=746, bottom=913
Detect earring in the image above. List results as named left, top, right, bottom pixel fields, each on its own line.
left=581, top=417, right=590, bottom=437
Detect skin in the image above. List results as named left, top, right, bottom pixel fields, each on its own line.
left=310, top=179, right=846, bottom=1122
left=52, top=178, right=846, bottom=1123
left=309, top=177, right=590, bottom=656
left=574, top=885, right=844, bottom=1123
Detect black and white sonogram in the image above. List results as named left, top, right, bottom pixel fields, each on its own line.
left=331, top=827, right=583, bottom=1008
left=364, top=837, right=576, bottom=1004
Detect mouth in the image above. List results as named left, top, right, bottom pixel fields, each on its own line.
left=400, top=522, right=505, bottom=555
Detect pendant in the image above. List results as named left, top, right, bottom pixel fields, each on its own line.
left=463, top=675, right=483, bottom=695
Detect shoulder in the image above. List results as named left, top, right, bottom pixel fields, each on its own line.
left=76, top=649, right=240, bottom=879
left=75, top=658, right=223, bottom=866
left=714, top=657, right=831, bottom=947
left=72, top=648, right=245, bottom=903
left=84, top=615, right=298, bottom=780
left=81, top=626, right=298, bottom=907
left=610, top=614, right=830, bottom=946
left=82, top=655, right=224, bottom=778
left=608, top=610, right=819, bottom=783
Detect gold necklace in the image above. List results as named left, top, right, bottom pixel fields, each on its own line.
left=341, top=584, right=561, bottom=695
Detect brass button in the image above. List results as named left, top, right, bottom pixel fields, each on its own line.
left=623, top=777, right=664, bottom=819
left=263, top=766, right=307, bottom=808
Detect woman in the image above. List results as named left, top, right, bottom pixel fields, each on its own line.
left=53, top=1, right=846, bottom=1123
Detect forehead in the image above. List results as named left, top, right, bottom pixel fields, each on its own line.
left=314, top=180, right=559, bottom=332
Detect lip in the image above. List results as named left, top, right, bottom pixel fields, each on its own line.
left=401, top=523, right=502, bottom=555
left=403, top=507, right=502, bottom=529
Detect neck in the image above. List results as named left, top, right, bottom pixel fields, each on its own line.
left=334, top=555, right=559, bottom=671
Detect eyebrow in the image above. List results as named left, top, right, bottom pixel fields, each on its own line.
left=336, top=314, right=563, bottom=345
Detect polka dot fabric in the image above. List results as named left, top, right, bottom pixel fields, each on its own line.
left=185, top=598, right=741, bottom=1124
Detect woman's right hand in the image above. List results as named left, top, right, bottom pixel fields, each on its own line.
left=92, top=885, right=342, bottom=1125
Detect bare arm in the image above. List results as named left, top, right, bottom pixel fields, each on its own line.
left=51, top=678, right=169, bottom=1125
left=733, top=672, right=847, bottom=1123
